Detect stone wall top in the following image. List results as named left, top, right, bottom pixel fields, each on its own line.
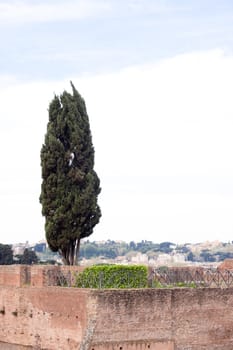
left=0, top=265, right=84, bottom=287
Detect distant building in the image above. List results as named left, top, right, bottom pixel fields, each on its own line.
left=12, top=242, right=30, bottom=255
left=34, top=242, right=47, bottom=253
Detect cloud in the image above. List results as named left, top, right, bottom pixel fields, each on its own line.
left=78, top=49, right=233, bottom=178
left=126, top=0, right=189, bottom=14
left=0, top=0, right=192, bottom=26
left=1, top=49, right=233, bottom=244
left=0, top=0, right=111, bottom=24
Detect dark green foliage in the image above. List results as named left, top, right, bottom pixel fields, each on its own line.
left=128, top=240, right=172, bottom=254
left=187, top=251, right=194, bottom=261
left=214, top=251, right=233, bottom=261
left=16, top=249, right=39, bottom=265
left=80, top=241, right=118, bottom=259
left=200, top=249, right=216, bottom=262
left=129, top=241, right=136, bottom=250
left=79, top=240, right=175, bottom=260
left=40, top=83, right=101, bottom=265
left=175, top=244, right=190, bottom=254
left=75, top=264, right=148, bottom=288
left=158, top=242, right=173, bottom=253
left=0, top=244, right=14, bottom=265
left=135, top=240, right=154, bottom=253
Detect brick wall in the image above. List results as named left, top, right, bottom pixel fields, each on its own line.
left=89, top=288, right=233, bottom=350
left=0, top=287, right=89, bottom=349
left=0, top=265, right=30, bottom=287
left=0, top=265, right=84, bottom=287
left=1, top=266, right=233, bottom=349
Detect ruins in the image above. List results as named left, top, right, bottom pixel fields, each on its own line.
left=0, top=265, right=233, bottom=349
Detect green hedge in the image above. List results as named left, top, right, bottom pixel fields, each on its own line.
left=75, top=264, right=148, bottom=288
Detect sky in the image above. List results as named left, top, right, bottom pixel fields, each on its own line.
left=1, top=0, right=233, bottom=245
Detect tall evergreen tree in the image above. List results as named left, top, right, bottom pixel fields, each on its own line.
left=40, top=83, right=101, bottom=265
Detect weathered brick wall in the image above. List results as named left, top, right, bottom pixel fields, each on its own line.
left=88, top=288, right=233, bottom=349
left=0, top=265, right=84, bottom=287
left=171, top=288, right=233, bottom=350
left=88, top=288, right=175, bottom=350
left=0, top=265, right=30, bottom=287
left=0, top=287, right=89, bottom=349
left=1, top=266, right=233, bottom=349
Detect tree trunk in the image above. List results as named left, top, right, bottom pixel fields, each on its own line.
left=74, top=238, right=81, bottom=265
left=60, top=240, right=80, bottom=265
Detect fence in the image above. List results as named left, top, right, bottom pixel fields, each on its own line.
left=46, top=266, right=147, bottom=288
left=149, top=268, right=233, bottom=288
left=42, top=266, right=233, bottom=289
left=46, top=267, right=79, bottom=287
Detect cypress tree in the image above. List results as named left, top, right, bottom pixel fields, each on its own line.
left=40, top=82, right=101, bottom=265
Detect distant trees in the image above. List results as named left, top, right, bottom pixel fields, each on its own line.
left=0, top=244, right=14, bottom=265
left=157, top=242, right=173, bottom=254
left=187, top=251, right=194, bottom=261
left=79, top=240, right=176, bottom=259
left=40, top=83, right=101, bottom=265
left=2, top=239, right=233, bottom=265
left=80, top=242, right=117, bottom=259
left=78, top=240, right=233, bottom=263
left=200, top=250, right=215, bottom=262
left=215, top=251, right=233, bottom=261
left=16, top=249, right=38, bottom=265
left=0, top=244, right=39, bottom=265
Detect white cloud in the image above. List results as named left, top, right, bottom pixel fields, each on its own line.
left=0, top=0, right=111, bottom=24
left=1, top=49, right=233, bottom=244
left=78, top=49, right=233, bottom=178
left=126, top=0, right=188, bottom=14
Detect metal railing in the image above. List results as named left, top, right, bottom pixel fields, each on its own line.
left=46, top=268, right=74, bottom=287
left=44, top=267, right=233, bottom=289
left=45, top=269, right=147, bottom=288
left=149, top=268, right=233, bottom=288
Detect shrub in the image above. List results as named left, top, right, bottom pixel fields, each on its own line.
left=75, top=264, right=148, bottom=288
